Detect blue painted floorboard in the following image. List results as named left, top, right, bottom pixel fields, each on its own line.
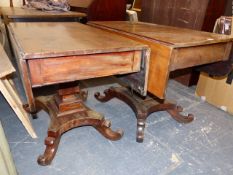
left=1, top=78, right=233, bottom=175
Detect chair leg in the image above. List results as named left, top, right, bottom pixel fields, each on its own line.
left=0, top=78, right=37, bottom=138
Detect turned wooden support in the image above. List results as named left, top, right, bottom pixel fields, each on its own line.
left=54, top=86, right=86, bottom=116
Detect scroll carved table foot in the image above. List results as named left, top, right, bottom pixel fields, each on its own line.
left=24, top=86, right=123, bottom=166
left=95, top=87, right=194, bottom=143
left=37, top=134, right=61, bottom=166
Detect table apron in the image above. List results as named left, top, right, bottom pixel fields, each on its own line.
left=28, top=51, right=142, bottom=87
left=169, top=42, right=232, bottom=71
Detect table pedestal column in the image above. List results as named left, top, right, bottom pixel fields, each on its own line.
left=24, top=85, right=123, bottom=166
left=95, top=87, right=194, bottom=143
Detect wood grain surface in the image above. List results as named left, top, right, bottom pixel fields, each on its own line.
left=8, top=22, right=148, bottom=59
left=0, top=7, right=86, bottom=19
left=88, top=21, right=233, bottom=99
left=28, top=51, right=142, bottom=87
left=140, top=0, right=210, bottom=30
left=68, top=0, right=94, bottom=8
left=69, top=0, right=126, bottom=21
left=89, top=21, right=232, bottom=48
left=169, top=42, right=232, bottom=71
left=0, top=44, right=15, bottom=78
left=8, top=22, right=150, bottom=111
left=0, top=44, right=36, bottom=138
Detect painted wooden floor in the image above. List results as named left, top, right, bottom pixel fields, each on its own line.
left=1, top=78, right=233, bottom=175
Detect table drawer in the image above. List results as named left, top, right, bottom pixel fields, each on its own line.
left=28, top=51, right=142, bottom=87
left=169, top=42, right=232, bottom=71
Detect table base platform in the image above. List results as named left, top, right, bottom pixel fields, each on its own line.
left=24, top=86, right=123, bottom=166
left=95, top=87, right=194, bottom=143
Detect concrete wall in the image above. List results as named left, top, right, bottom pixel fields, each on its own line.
left=0, top=0, right=23, bottom=7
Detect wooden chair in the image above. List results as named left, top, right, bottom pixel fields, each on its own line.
left=0, top=44, right=37, bottom=138
left=0, top=121, right=17, bottom=175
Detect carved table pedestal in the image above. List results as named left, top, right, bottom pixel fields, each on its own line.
left=95, top=86, right=193, bottom=142
left=25, top=85, right=123, bottom=166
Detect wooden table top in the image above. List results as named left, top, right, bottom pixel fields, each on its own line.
left=8, top=22, right=148, bottom=59
left=0, top=7, right=86, bottom=19
left=89, top=21, right=233, bottom=48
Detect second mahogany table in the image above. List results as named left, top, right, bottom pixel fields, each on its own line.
left=89, top=21, right=233, bottom=142
left=0, top=7, right=87, bottom=24
left=8, top=22, right=150, bottom=165
left=0, top=7, right=87, bottom=58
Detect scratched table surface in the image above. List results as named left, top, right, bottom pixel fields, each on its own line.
left=89, top=21, right=232, bottom=48
left=8, top=22, right=147, bottom=59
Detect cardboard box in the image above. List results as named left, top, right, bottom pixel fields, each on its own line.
left=196, top=16, right=233, bottom=114
left=195, top=73, right=233, bottom=114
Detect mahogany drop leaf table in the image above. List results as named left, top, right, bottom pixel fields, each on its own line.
left=8, top=22, right=150, bottom=165
left=89, top=21, right=233, bottom=142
